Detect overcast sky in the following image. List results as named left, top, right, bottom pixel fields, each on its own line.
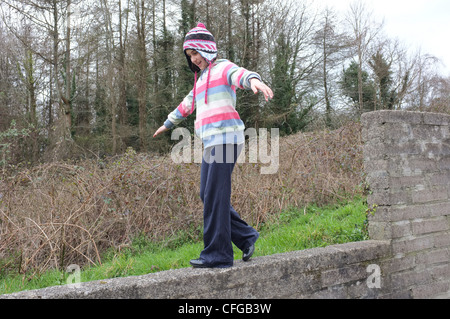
left=314, top=0, right=450, bottom=76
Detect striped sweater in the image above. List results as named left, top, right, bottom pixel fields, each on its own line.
left=164, top=59, right=261, bottom=148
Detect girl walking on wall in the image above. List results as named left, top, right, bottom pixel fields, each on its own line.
left=153, top=23, right=273, bottom=268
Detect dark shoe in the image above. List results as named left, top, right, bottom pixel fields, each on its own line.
left=190, top=258, right=209, bottom=268
left=242, top=244, right=255, bottom=262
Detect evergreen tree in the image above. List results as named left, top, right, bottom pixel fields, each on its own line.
left=341, top=61, right=376, bottom=113
left=369, top=51, right=397, bottom=110
left=269, top=33, right=294, bottom=134
left=266, top=33, right=312, bottom=135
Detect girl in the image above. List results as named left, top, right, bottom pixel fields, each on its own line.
left=153, top=23, right=273, bottom=268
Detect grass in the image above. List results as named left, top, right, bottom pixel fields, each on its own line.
left=257, top=197, right=369, bottom=256
left=0, top=196, right=369, bottom=295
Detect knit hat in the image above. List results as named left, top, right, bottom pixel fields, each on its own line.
left=183, top=23, right=217, bottom=72
left=183, top=23, right=217, bottom=112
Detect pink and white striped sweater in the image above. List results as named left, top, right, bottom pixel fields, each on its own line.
left=164, top=59, right=261, bottom=148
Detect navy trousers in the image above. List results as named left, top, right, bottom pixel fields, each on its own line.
left=199, top=143, right=259, bottom=268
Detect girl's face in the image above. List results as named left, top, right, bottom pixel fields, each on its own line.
left=186, top=49, right=208, bottom=71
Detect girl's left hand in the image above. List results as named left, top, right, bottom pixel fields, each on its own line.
left=250, top=78, right=274, bottom=102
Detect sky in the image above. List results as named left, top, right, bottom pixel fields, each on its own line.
left=314, top=0, right=450, bottom=76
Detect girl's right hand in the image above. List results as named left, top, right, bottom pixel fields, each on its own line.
left=153, top=125, right=169, bottom=138
left=250, top=78, right=274, bottom=102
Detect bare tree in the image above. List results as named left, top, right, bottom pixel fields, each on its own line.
left=408, top=51, right=441, bottom=111
left=427, top=75, right=450, bottom=114
left=345, top=0, right=383, bottom=114
left=313, top=6, right=352, bottom=127
left=118, top=0, right=130, bottom=127
left=1, top=0, right=79, bottom=153
left=135, top=0, right=148, bottom=151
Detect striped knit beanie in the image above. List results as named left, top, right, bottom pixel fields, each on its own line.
left=183, top=23, right=217, bottom=73
left=183, top=23, right=217, bottom=110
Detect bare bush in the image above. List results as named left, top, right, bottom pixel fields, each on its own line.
left=0, top=123, right=364, bottom=276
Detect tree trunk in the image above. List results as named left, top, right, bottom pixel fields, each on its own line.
left=64, top=0, right=72, bottom=137
left=137, top=0, right=148, bottom=151
left=118, top=0, right=128, bottom=126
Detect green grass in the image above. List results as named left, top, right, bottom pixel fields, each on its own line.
left=0, top=197, right=369, bottom=295
left=256, top=197, right=369, bottom=256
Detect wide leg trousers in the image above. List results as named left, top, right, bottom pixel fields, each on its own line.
left=199, top=143, right=259, bottom=268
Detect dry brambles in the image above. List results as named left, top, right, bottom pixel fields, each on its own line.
left=0, top=123, right=363, bottom=275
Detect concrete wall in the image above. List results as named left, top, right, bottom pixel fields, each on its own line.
left=1, top=241, right=391, bottom=299
left=362, top=110, right=450, bottom=299
left=2, top=110, right=449, bottom=299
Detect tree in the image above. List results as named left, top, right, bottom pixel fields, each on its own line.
left=368, top=50, right=396, bottom=110
left=341, top=60, right=376, bottom=112
left=19, top=47, right=39, bottom=162
left=173, top=0, right=196, bottom=133
left=117, top=0, right=130, bottom=128
left=427, top=75, right=450, bottom=114
left=134, top=0, right=148, bottom=151
left=236, top=0, right=263, bottom=129
left=411, top=53, right=440, bottom=111
left=313, top=7, right=352, bottom=128
left=263, top=0, right=320, bottom=133
left=226, top=0, right=235, bottom=61
left=0, top=0, right=448, bottom=164
left=268, top=32, right=296, bottom=134
left=0, top=0, right=85, bottom=157
left=345, top=0, right=383, bottom=114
